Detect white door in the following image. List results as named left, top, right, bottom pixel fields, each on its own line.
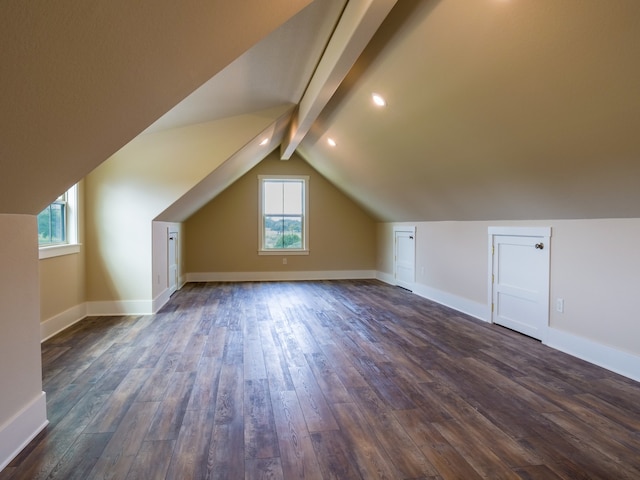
left=168, top=232, right=178, bottom=296
left=394, top=227, right=415, bottom=290
left=490, top=228, right=550, bottom=341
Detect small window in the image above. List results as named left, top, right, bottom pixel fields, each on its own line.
left=259, top=175, right=309, bottom=255
left=38, top=192, right=67, bottom=245
left=38, top=184, right=80, bottom=258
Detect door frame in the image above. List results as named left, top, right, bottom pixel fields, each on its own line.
left=394, top=225, right=416, bottom=290
left=168, top=230, right=179, bottom=296
left=488, top=226, right=552, bottom=340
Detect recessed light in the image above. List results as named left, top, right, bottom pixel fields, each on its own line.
left=259, top=138, right=269, bottom=146
left=372, top=93, right=386, bottom=107
left=327, top=138, right=336, bottom=147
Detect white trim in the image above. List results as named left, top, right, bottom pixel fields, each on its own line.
left=41, top=303, right=87, bottom=342
left=186, top=270, right=376, bottom=283
left=378, top=269, right=639, bottom=382
left=376, top=271, right=489, bottom=322
left=0, top=392, right=48, bottom=472
left=545, top=328, right=640, bottom=383
left=488, top=226, right=552, bottom=237
left=152, top=288, right=172, bottom=313
left=38, top=243, right=81, bottom=259
left=87, top=300, right=153, bottom=316
left=258, top=175, right=310, bottom=254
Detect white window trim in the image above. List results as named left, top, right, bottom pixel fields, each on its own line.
left=258, top=175, right=309, bottom=255
left=39, top=183, right=81, bottom=259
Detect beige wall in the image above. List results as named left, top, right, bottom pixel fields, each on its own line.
left=378, top=218, right=640, bottom=357
left=39, top=182, right=86, bottom=323
left=0, top=215, right=44, bottom=450
left=186, top=152, right=376, bottom=274
left=85, top=111, right=284, bottom=304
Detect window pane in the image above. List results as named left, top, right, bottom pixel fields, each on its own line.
left=264, top=215, right=302, bottom=249
left=38, top=207, right=51, bottom=245
left=282, top=181, right=302, bottom=215
left=264, top=181, right=284, bottom=214
left=50, top=203, right=65, bottom=243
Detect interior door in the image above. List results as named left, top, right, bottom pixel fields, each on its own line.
left=394, top=228, right=415, bottom=290
left=168, top=232, right=178, bottom=296
left=492, top=232, right=550, bottom=340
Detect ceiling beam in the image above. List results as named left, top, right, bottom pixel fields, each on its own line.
left=280, top=0, right=397, bottom=160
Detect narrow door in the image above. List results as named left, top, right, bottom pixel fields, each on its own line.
left=168, top=232, right=178, bottom=296
left=394, top=227, right=415, bottom=290
left=491, top=231, right=550, bottom=340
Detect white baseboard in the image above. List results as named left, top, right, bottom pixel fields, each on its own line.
left=41, top=303, right=88, bottom=342
left=0, top=392, right=48, bottom=472
left=152, top=288, right=172, bottom=314
left=86, top=300, right=154, bottom=316
left=545, top=328, right=640, bottom=382
left=377, top=271, right=640, bottom=382
left=376, top=271, right=490, bottom=322
left=187, top=270, right=377, bottom=283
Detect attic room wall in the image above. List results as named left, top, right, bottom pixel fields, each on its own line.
left=84, top=111, right=287, bottom=312
left=39, top=182, right=86, bottom=338
left=185, top=152, right=376, bottom=277
left=0, top=215, right=47, bottom=469
left=377, top=218, right=640, bottom=378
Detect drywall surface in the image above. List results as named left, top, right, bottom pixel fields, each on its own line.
left=378, top=218, right=640, bottom=357
left=186, top=152, right=376, bottom=274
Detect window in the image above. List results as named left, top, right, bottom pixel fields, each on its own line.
left=259, top=175, right=309, bottom=254
left=38, top=193, right=67, bottom=245
left=38, top=183, right=80, bottom=258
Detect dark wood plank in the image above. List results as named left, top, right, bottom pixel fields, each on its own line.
left=6, top=280, right=639, bottom=480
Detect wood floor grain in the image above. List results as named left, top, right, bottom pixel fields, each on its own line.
left=3, top=280, right=640, bottom=479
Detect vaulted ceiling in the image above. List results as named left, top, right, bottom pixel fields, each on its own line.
left=3, top=0, right=640, bottom=222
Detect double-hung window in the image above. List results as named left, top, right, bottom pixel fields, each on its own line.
left=38, top=183, right=80, bottom=258
left=259, top=175, right=309, bottom=254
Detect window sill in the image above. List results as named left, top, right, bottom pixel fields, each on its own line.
left=258, top=250, right=309, bottom=256
left=39, top=243, right=81, bottom=259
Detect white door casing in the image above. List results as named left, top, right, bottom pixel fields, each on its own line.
left=168, top=231, right=178, bottom=296
left=394, top=226, right=416, bottom=291
left=488, top=227, right=551, bottom=341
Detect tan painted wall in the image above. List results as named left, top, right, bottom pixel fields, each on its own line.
left=377, top=218, right=640, bottom=357
left=186, top=152, right=376, bottom=273
left=85, top=111, right=285, bottom=303
left=39, top=183, right=86, bottom=323
left=0, top=215, right=43, bottom=432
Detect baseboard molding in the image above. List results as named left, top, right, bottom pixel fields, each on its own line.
left=545, top=328, right=640, bottom=382
left=86, top=300, right=154, bottom=316
left=376, top=271, right=490, bottom=322
left=187, top=270, right=377, bottom=283
left=0, top=392, right=48, bottom=472
left=41, top=303, right=88, bottom=342
left=376, top=271, right=640, bottom=382
left=152, top=288, right=172, bottom=314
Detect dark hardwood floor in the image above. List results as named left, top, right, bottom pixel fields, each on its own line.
left=2, top=280, right=640, bottom=479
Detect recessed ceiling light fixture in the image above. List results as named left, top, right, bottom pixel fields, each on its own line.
left=327, top=138, right=337, bottom=147
left=372, top=93, right=386, bottom=107
left=259, top=137, right=269, bottom=146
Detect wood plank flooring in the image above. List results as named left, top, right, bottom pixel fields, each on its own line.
left=2, top=280, right=640, bottom=479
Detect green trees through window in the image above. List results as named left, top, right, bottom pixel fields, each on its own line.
left=38, top=197, right=66, bottom=245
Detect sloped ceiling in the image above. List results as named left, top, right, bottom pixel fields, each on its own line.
left=4, top=0, right=639, bottom=223
left=299, top=0, right=640, bottom=221
left=0, top=0, right=312, bottom=214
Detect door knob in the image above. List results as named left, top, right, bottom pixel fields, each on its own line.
left=535, top=243, right=544, bottom=250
